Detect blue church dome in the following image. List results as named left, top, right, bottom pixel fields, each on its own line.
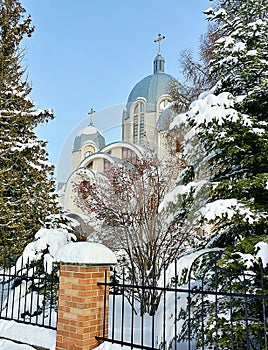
left=73, top=125, right=106, bottom=152
left=124, top=51, right=178, bottom=119
left=125, top=72, right=176, bottom=117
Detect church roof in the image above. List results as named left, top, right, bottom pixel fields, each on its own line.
left=73, top=125, right=105, bottom=152
left=125, top=72, right=176, bottom=118
left=124, top=44, right=178, bottom=119
left=76, top=125, right=101, bottom=137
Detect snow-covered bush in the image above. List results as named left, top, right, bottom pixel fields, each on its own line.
left=0, top=225, right=76, bottom=327
left=155, top=242, right=268, bottom=349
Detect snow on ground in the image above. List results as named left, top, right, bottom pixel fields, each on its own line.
left=0, top=317, right=132, bottom=350
left=0, top=339, right=36, bottom=350
left=0, top=317, right=130, bottom=350
left=0, top=319, right=56, bottom=350
left=96, top=342, right=133, bottom=350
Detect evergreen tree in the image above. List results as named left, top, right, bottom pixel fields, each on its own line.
left=0, top=0, right=60, bottom=258
left=202, top=0, right=268, bottom=242
left=165, top=0, right=268, bottom=248
left=160, top=2, right=268, bottom=347
left=161, top=1, right=268, bottom=347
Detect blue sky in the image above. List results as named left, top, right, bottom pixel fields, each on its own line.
left=21, top=0, right=212, bottom=182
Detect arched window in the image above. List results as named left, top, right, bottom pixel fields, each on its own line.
left=132, top=101, right=145, bottom=144
left=86, top=161, right=93, bottom=169
left=104, top=159, right=111, bottom=173
left=122, top=147, right=137, bottom=162
left=83, top=144, right=96, bottom=159
left=158, top=98, right=170, bottom=113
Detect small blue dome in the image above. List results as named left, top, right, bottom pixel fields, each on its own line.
left=73, top=125, right=106, bottom=152
left=125, top=73, right=176, bottom=118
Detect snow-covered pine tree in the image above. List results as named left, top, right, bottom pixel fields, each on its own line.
left=165, top=0, right=268, bottom=249
left=201, top=0, right=268, bottom=243
left=160, top=1, right=268, bottom=347
left=0, top=0, right=60, bottom=259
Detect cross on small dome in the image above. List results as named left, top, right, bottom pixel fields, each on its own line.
left=154, top=33, right=165, bottom=55
left=88, top=108, right=95, bottom=126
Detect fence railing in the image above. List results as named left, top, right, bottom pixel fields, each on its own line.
left=0, top=252, right=58, bottom=330
left=1, top=247, right=267, bottom=349
left=97, top=250, right=268, bottom=350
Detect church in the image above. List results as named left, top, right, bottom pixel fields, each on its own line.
left=59, top=35, right=182, bottom=214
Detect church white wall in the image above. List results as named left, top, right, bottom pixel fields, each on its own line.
left=122, top=118, right=132, bottom=144
left=91, top=158, right=104, bottom=172
left=72, top=151, right=82, bottom=172
left=109, top=147, right=122, bottom=159
left=157, top=132, right=167, bottom=159
left=64, top=168, right=95, bottom=214
left=144, top=111, right=158, bottom=150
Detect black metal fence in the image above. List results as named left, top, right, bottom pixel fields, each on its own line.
left=97, top=250, right=268, bottom=350
left=0, top=252, right=58, bottom=330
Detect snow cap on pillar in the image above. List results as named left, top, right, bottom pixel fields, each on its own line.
left=55, top=242, right=117, bottom=265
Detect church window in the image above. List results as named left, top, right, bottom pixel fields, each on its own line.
left=83, top=144, right=96, bottom=159
left=86, top=161, right=93, bottom=169
left=133, top=115, right=138, bottom=143
left=122, top=147, right=137, bottom=162
left=159, top=98, right=170, bottom=112
left=134, top=104, right=139, bottom=114
left=104, top=159, right=111, bottom=173
left=132, top=101, right=145, bottom=145
left=140, top=113, right=145, bottom=142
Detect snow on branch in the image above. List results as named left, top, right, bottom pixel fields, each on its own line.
left=15, top=228, right=76, bottom=274
left=197, top=198, right=264, bottom=224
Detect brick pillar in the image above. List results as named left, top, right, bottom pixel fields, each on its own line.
left=56, top=263, right=110, bottom=350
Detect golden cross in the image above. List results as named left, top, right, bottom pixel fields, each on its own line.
left=154, top=33, right=165, bottom=54
left=88, top=108, right=95, bottom=125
